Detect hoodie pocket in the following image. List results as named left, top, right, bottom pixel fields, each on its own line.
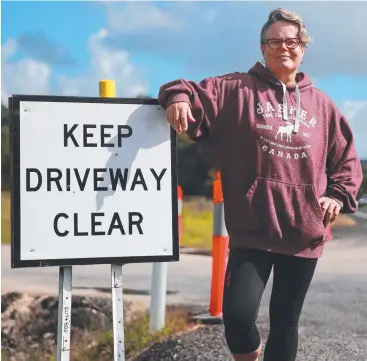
left=243, top=177, right=326, bottom=245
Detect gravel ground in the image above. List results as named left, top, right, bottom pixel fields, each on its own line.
left=133, top=322, right=366, bottom=361
left=133, top=274, right=367, bottom=361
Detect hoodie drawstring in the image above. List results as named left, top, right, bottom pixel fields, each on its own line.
left=281, top=83, right=288, bottom=121
left=281, top=82, right=301, bottom=134
left=294, top=84, right=300, bottom=133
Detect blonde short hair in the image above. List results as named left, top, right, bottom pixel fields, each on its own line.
left=260, top=8, right=312, bottom=46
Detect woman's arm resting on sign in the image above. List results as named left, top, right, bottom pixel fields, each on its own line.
left=158, top=76, right=222, bottom=141
left=166, top=101, right=196, bottom=134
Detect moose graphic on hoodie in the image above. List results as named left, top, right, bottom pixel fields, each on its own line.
left=275, top=122, right=294, bottom=143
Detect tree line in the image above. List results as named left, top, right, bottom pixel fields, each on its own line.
left=2, top=103, right=365, bottom=198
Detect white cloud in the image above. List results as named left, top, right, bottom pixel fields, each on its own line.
left=55, top=28, right=148, bottom=97
left=281, top=2, right=367, bottom=76
left=340, top=100, right=367, bottom=121
left=96, top=2, right=367, bottom=78
left=1, top=29, right=148, bottom=104
left=104, top=2, right=183, bottom=34
left=1, top=39, right=51, bottom=103
left=2, top=39, right=17, bottom=59
left=341, top=100, right=367, bottom=159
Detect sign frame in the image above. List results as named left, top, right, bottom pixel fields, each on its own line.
left=9, top=94, right=180, bottom=268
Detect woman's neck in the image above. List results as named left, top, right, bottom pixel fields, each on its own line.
left=267, top=66, right=297, bottom=86
left=278, top=74, right=297, bottom=86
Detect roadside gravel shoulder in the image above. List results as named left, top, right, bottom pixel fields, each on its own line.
left=132, top=312, right=367, bottom=361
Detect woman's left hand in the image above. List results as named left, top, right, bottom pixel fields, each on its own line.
left=319, top=196, right=342, bottom=225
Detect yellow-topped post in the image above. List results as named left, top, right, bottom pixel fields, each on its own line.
left=99, top=79, right=116, bottom=98
left=99, top=79, right=125, bottom=361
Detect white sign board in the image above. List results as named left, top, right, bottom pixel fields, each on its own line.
left=9, top=95, right=179, bottom=268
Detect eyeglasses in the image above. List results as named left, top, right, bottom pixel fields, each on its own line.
left=264, top=38, right=301, bottom=50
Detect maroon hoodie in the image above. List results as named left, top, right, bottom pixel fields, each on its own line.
left=158, top=62, right=363, bottom=258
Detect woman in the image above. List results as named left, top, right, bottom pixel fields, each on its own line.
left=158, top=8, right=363, bottom=361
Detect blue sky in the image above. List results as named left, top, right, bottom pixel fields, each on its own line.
left=2, top=1, right=367, bottom=157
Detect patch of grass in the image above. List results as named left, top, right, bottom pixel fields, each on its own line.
left=180, top=197, right=213, bottom=251
left=83, top=308, right=194, bottom=360
left=2, top=308, right=196, bottom=361
left=331, top=214, right=357, bottom=228
left=1, top=190, right=10, bottom=244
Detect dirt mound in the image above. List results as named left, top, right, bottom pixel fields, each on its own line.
left=1, top=292, right=135, bottom=360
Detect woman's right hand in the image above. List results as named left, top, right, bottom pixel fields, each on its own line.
left=166, top=101, right=196, bottom=134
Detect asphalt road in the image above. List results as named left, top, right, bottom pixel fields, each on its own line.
left=2, top=214, right=367, bottom=360
left=2, top=216, right=367, bottom=304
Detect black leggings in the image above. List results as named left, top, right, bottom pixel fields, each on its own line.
left=222, top=248, right=318, bottom=361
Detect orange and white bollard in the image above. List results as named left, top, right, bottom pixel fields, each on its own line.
left=193, top=172, right=229, bottom=324
left=178, top=185, right=183, bottom=246
left=209, top=172, right=229, bottom=318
